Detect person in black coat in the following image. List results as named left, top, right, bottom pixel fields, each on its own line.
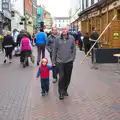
left=90, top=27, right=99, bottom=63
left=2, top=31, right=15, bottom=63
left=83, top=33, right=91, bottom=55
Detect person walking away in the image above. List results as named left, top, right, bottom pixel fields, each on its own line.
left=20, top=33, right=32, bottom=68
left=16, top=30, right=26, bottom=46
left=77, top=31, right=82, bottom=50
left=52, top=26, right=76, bottom=100
left=36, top=29, right=47, bottom=65
left=2, top=31, right=15, bottom=63
left=36, top=58, right=52, bottom=96
left=83, top=33, right=91, bottom=55
left=90, top=27, right=99, bottom=64
left=46, top=27, right=58, bottom=83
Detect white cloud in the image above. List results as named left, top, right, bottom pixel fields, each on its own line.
left=37, top=0, right=70, bottom=17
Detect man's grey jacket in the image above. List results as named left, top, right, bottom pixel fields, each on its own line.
left=52, top=34, right=76, bottom=64
left=46, top=35, right=57, bottom=53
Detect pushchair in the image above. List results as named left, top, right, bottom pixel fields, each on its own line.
left=14, top=46, right=21, bottom=56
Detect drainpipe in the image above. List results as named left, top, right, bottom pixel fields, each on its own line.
left=24, top=0, right=27, bottom=30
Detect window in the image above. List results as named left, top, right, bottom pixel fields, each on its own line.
left=86, top=0, right=88, bottom=8
left=82, top=0, right=84, bottom=10
left=91, top=0, right=94, bottom=5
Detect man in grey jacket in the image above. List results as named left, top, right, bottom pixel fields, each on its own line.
left=46, top=27, right=58, bottom=83
left=52, top=26, right=76, bottom=100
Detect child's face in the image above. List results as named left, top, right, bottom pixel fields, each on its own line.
left=42, top=62, right=47, bottom=66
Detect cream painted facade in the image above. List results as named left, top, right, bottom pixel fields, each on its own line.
left=26, top=16, right=33, bottom=34
left=11, top=10, right=24, bottom=32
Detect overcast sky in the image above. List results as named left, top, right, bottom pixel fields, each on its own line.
left=37, top=0, right=70, bottom=17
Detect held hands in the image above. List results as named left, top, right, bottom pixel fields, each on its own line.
left=52, top=63, right=56, bottom=66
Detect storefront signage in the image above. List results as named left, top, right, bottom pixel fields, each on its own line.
left=114, top=32, right=119, bottom=39
left=88, top=14, right=91, bottom=19
left=92, top=11, right=100, bottom=17
left=109, top=0, right=120, bottom=10
left=101, top=7, right=107, bottom=14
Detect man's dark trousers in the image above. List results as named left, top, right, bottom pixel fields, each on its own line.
left=50, top=53, right=58, bottom=79
left=37, top=45, right=45, bottom=63
left=57, top=61, right=73, bottom=94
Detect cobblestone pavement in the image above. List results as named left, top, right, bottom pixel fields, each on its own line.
left=0, top=52, right=34, bottom=120
left=24, top=48, right=120, bottom=120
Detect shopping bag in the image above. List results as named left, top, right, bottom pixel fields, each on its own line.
left=31, top=53, right=35, bottom=64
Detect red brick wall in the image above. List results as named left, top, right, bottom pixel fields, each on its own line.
left=25, top=0, right=32, bottom=14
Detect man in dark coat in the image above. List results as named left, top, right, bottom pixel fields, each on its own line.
left=90, top=26, right=99, bottom=65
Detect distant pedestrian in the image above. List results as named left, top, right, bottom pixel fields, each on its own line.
left=83, top=33, right=91, bottom=55
left=46, top=27, right=59, bottom=83
left=90, top=26, right=99, bottom=63
left=36, top=29, right=47, bottom=65
left=36, top=58, right=52, bottom=96
left=20, top=33, right=32, bottom=68
left=77, top=31, right=83, bottom=50
left=2, top=31, right=15, bottom=63
left=52, top=26, right=76, bottom=100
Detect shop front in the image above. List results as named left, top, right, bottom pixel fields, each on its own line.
left=79, top=0, right=120, bottom=48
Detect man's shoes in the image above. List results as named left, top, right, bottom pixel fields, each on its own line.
left=64, top=92, right=69, bottom=96
left=59, top=94, right=64, bottom=100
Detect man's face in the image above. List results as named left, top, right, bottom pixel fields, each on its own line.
left=52, top=28, right=58, bottom=35
left=62, top=27, right=68, bottom=35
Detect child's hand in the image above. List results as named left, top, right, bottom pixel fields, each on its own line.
left=36, top=78, right=39, bottom=80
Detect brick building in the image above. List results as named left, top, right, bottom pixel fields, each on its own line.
left=24, top=0, right=33, bottom=34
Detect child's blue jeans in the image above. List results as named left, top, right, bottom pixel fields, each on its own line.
left=41, top=78, right=49, bottom=93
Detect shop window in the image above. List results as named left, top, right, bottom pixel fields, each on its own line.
left=117, top=10, right=120, bottom=20
left=96, top=16, right=100, bottom=33
left=108, top=10, right=114, bottom=22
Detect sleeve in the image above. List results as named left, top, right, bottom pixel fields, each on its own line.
left=47, top=65, right=52, bottom=70
left=36, top=67, right=40, bottom=78
left=52, top=37, right=58, bottom=64
left=19, top=39, right=22, bottom=51
left=44, top=33, right=47, bottom=44
left=16, top=34, right=20, bottom=46
left=29, top=40, right=33, bottom=50
left=72, top=37, right=76, bottom=61
left=46, top=36, right=51, bottom=53
left=12, top=37, right=15, bottom=48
